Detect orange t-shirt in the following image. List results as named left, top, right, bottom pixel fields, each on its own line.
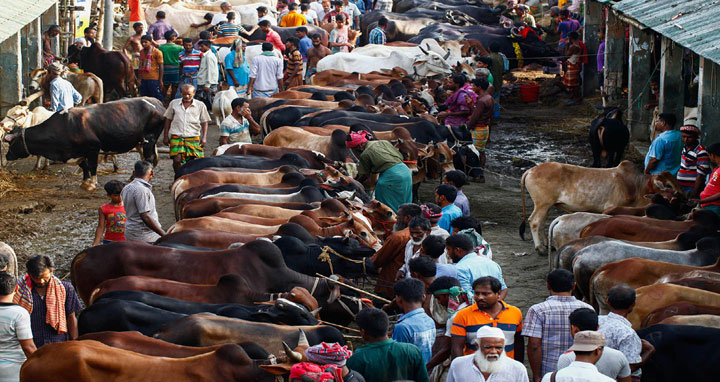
left=129, top=0, right=145, bottom=23
left=139, top=48, right=164, bottom=80
left=450, top=301, right=523, bottom=358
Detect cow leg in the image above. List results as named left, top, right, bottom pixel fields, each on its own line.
left=528, top=204, right=551, bottom=255
left=111, top=155, right=119, bottom=173
left=79, top=159, right=92, bottom=190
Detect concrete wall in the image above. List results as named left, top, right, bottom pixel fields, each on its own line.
left=0, top=33, right=22, bottom=116
left=698, top=57, right=720, bottom=145
left=583, top=0, right=603, bottom=97
left=604, top=11, right=625, bottom=107
left=627, top=26, right=653, bottom=140
left=658, top=37, right=685, bottom=122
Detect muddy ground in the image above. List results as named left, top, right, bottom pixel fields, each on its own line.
left=0, top=71, right=640, bottom=317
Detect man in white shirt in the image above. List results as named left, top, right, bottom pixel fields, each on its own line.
left=47, top=63, right=82, bottom=112
left=219, top=98, right=261, bottom=145
left=447, top=326, right=529, bottom=382
left=248, top=42, right=284, bottom=98
left=397, top=216, right=432, bottom=279
left=0, top=272, right=35, bottom=381
left=163, top=84, right=211, bottom=170
left=196, top=40, right=219, bottom=107
left=257, top=6, right=278, bottom=26
left=542, top=331, right=614, bottom=382
left=342, top=0, right=361, bottom=29
left=211, top=2, right=233, bottom=26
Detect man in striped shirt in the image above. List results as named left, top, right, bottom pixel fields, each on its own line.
left=217, top=12, right=253, bottom=38
left=677, top=122, right=709, bottom=197
left=176, top=38, right=202, bottom=98
left=368, top=16, right=387, bottom=45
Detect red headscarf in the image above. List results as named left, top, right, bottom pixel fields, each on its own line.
left=346, top=131, right=372, bottom=148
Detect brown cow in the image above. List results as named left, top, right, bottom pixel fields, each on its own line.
left=642, top=302, right=720, bottom=328
left=20, top=341, right=271, bottom=382
left=263, top=126, right=354, bottom=163
left=658, top=314, right=720, bottom=328
left=271, top=90, right=316, bottom=99
left=219, top=198, right=349, bottom=221
left=579, top=215, right=702, bottom=242
left=77, top=331, right=227, bottom=358
left=520, top=161, right=684, bottom=254
left=171, top=166, right=300, bottom=201
left=156, top=229, right=255, bottom=249
left=182, top=198, right=316, bottom=220
left=627, top=283, right=720, bottom=329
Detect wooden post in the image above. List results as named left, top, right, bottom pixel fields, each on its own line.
left=604, top=10, right=625, bottom=107
left=658, top=37, right=686, bottom=122
left=697, top=57, right=720, bottom=144
left=627, top=26, right=653, bottom=140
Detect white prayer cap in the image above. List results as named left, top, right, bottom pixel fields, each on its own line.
left=474, top=326, right=506, bottom=344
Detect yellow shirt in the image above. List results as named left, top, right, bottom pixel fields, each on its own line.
left=280, top=11, right=307, bottom=27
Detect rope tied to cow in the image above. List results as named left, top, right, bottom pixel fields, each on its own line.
left=362, top=210, right=396, bottom=236
left=317, top=245, right=367, bottom=276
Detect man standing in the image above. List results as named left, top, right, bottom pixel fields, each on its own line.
left=435, top=184, right=463, bottom=233
left=392, top=278, right=436, bottom=364
left=677, top=121, right=709, bottom=196
left=341, top=0, right=361, bottom=30
left=347, top=308, right=429, bottom=382
left=210, top=2, right=233, bottom=26
left=450, top=276, right=523, bottom=361
left=280, top=3, right=308, bottom=27
left=368, top=16, right=388, bottom=45
left=257, top=6, right=278, bottom=26
left=138, top=35, right=164, bottom=102
left=485, top=43, right=504, bottom=118
left=121, top=161, right=165, bottom=242
left=196, top=40, right=219, bottom=107
left=296, top=27, right=313, bottom=62
left=73, top=27, right=96, bottom=48
left=225, top=39, right=250, bottom=96
left=329, top=15, right=352, bottom=53
left=541, top=331, right=614, bottom=382
left=310, top=0, right=326, bottom=22
left=47, top=63, right=81, bottom=112
left=467, top=78, right=494, bottom=181
left=248, top=42, right=284, bottom=98
left=42, top=25, right=62, bottom=66
left=443, top=170, right=470, bottom=216
left=158, top=31, right=184, bottom=102
left=556, top=9, right=581, bottom=50
left=557, top=308, right=632, bottom=382
left=447, top=326, right=529, bottom=382
left=322, top=1, right=350, bottom=24
left=177, top=38, right=202, bottom=98
left=644, top=113, right=682, bottom=175
left=300, top=3, right=317, bottom=25
left=284, top=37, right=304, bottom=88
left=446, top=234, right=506, bottom=300
left=14, top=256, right=82, bottom=348
left=306, top=33, right=332, bottom=81
left=0, top=272, right=35, bottom=380
left=147, top=11, right=177, bottom=43
left=259, top=20, right=286, bottom=52
left=598, top=284, right=655, bottom=382
left=277, top=0, right=290, bottom=21
left=438, top=74, right=476, bottom=128
left=163, top=84, right=211, bottom=170
left=522, top=269, right=593, bottom=382
left=563, top=32, right=583, bottom=106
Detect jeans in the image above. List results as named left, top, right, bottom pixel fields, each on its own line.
left=139, top=79, right=163, bottom=102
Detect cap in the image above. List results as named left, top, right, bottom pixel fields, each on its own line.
left=568, top=331, right=605, bottom=352
left=680, top=117, right=700, bottom=133
left=473, top=326, right=506, bottom=344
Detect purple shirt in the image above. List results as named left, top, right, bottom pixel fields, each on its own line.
left=444, top=84, right=477, bottom=127
left=147, top=20, right=177, bottom=41
left=29, top=281, right=83, bottom=348
left=597, top=41, right=606, bottom=72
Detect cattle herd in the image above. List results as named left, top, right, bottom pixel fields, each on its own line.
left=2, top=0, right=720, bottom=381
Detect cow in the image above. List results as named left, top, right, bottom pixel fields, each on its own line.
left=519, top=161, right=684, bottom=254
left=656, top=269, right=720, bottom=284
left=627, top=284, right=720, bottom=329
left=3, top=98, right=165, bottom=191
left=69, top=43, right=134, bottom=100
left=273, top=236, right=376, bottom=278
left=196, top=185, right=326, bottom=204
left=642, top=302, right=720, bottom=328
left=1, top=100, right=54, bottom=169
left=29, top=67, right=104, bottom=105
left=546, top=212, right=610, bottom=261
left=0, top=242, right=18, bottom=278
left=171, top=165, right=301, bottom=200
left=173, top=153, right=311, bottom=179
left=180, top=197, right=316, bottom=219
left=316, top=50, right=453, bottom=79
left=71, top=240, right=367, bottom=324
left=264, top=127, right=354, bottom=163
left=20, top=340, right=274, bottom=382
left=658, top=314, right=720, bottom=328
left=360, top=12, right=453, bottom=44
left=211, top=88, right=239, bottom=126
left=589, top=108, right=629, bottom=168
left=665, top=277, right=720, bottom=294
left=144, top=1, right=270, bottom=38
left=579, top=212, right=719, bottom=242
left=249, top=98, right=342, bottom=121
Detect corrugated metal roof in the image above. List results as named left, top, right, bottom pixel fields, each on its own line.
left=613, top=0, right=720, bottom=65
left=0, top=0, right=56, bottom=44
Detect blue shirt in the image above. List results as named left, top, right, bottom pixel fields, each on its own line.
left=645, top=129, right=682, bottom=175
left=454, top=190, right=471, bottom=217
left=438, top=204, right=462, bottom=232
left=392, top=308, right=436, bottom=364
left=368, top=26, right=386, bottom=45
left=455, top=253, right=507, bottom=300
left=436, top=263, right=458, bottom=279
left=298, top=36, right=313, bottom=61
left=224, top=51, right=250, bottom=87
left=50, top=77, right=82, bottom=112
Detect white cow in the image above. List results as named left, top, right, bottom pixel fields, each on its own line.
left=212, top=88, right=239, bottom=126
left=145, top=2, right=268, bottom=38
left=352, top=38, right=464, bottom=65
left=1, top=102, right=54, bottom=169
left=316, top=49, right=453, bottom=78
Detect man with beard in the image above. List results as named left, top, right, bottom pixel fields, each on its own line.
left=542, top=331, right=614, bottom=382
left=397, top=217, right=432, bottom=280
left=447, top=326, right=529, bottom=381
left=14, top=256, right=82, bottom=348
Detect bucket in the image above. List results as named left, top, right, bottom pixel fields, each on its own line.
left=519, top=84, right=540, bottom=102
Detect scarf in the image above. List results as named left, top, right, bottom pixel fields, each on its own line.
left=14, top=274, right=67, bottom=334
left=290, top=362, right=339, bottom=382
left=421, top=205, right=443, bottom=224
left=260, top=51, right=275, bottom=57
left=139, top=46, right=154, bottom=73
left=459, top=228, right=490, bottom=258
left=306, top=343, right=353, bottom=366
left=346, top=131, right=371, bottom=148
left=231, top=38, right=244, bottom=67
left=446, top=83, right=476, bottom=110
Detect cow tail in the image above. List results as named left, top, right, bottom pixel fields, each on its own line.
left=90, top=73, right=104, bottom=103
left=69, top=251, right=85, bottom=301
left=587, top=268, right=601, bottom=310
left=126, top=60, right=136, bottom=96
left=519, top=170, right=528, bottom=240
left=548, top=217, right=558, bottom=265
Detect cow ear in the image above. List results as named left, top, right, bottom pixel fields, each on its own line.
left=643, top=194, right=656, bottom=200
left=327, top=284, right=341, bottom=304
left=317, top=183, right=334, bottom=190
left=259, top=364, right=293, bottom=375
left=4, top=133, right=15, bottom=142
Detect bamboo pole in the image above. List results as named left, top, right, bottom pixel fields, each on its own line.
left=315, top=273, right=391, bottom=304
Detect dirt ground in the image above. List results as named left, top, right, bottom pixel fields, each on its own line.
left=0, top=70, right=632, bottom=316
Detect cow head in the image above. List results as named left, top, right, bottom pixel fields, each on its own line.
left=413, top=49, right=453, bottom=78
left=318, top=236, right=378, bottom=277
left=3, top=126, right=30, bottom=161
left=28, top=69, right=48, bottom=93
left=258, top=329, right=311, bottom=375
left=336, top=218, right=382, bottom=251
left=426, top=141, right=456, bottom=178
left=1, top=106, right=32, bottom=132
left=649, top=172, right=685, bottom=202
left=251, top=298, right=319, bottom=326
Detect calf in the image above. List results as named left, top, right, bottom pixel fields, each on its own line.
left=589, top=108, right=629, bottom=168
left=547, top=212, right=610, bottom=262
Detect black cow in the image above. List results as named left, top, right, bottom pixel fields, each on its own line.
left=297, top=88, right=356, bottom=101
left=4, top=98, right=165, bottom=190
left=173, top=153, right=311, bottom=179
left=69, top=43, right=134, bottom=99
left=361, top=11, right=442, bottom=44
left=199, top=179, right=319, bottom=199
left=274, top=236, right=376, bottom=278
left=589, top=108, right=630, bottom=168
left=263, top=106, right=330, bottom=131
left=394, top=0, right=501, bottom=25
left=395, top=0, right=492, bottom=12
left=78, top=299, right=182, bottom=336
left=638, top=324, right=720, bottom=382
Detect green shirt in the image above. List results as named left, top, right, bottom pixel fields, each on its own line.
left=158, top=43, right=184, bottom=67
left=346, top=339, right=429, bottom=382
left=357, top=140, right=404, bottom=176
left=487, top=52, right=504, bottom=90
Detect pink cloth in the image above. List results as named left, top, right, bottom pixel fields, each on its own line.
left=444, top=83, right=477, bottom=127
left=346, top=131, right=371, bottom=148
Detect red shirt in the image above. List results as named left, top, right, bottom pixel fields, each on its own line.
left=266, top=30, right=286, bottom=52
left=101, top=204, right=127, bottom=241
left=700, top=167, right=720, bottom=206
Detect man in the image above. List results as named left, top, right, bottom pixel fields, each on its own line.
left=409, top=255, right=438, bottom=289
left=556, top=9, right=580, bottom=50
left=248, top=42, right=284, bottom=98
left=138, top=35, right=164, bottom=102
left=485, top=42, right=504, bottom=118
left=219, top=98, right=261, bottom=145
left=368, top=16, right=388, bottom=45
left=450, top=216, right=492, bottom=259
left=374, top=0, right=393, bottom=12
left=523, top=269, right=594, bottom=382
left=259, top=20, right=286, bottom=52
left=513, top=5, right=536, bottom=27
left=597, top=29, right=606, bottom=105
left=438, top=74, right=476, bottom=128
left=450, top=276, right=523, bottom=360
left=329, top=15, right=352, bottom=53
left=163, top=84, right=211, bottom=170
left=435, top=184, right=463, bottom=232
left=397, top=217, right=432, bottom=280
left=446, top=234, right=506, bottom=301
left=563, top=32, right=583, bottom=106
left=322, top=1, right=350, bottom=25
left=147, top=11, right=177, bottom=43
left=0, top=272, right=35, bottom=380
left=177, top=38, right=202, bottom=98
left=196, top=40, right=219, bottom=107
left=217, top=12, right=253, bottom=38
left=73, top=27, right=96, bottom=48
left=557, top=308, right=631, bottom=382
left=306, top=33, right=332, bottom=81
left=677, top=121, right=709, bottom=196
left=300, top=3, right=317, bottom=25
left=158, top=31, right=184, bottom=102
left=347, top=131, right=413, bottom=213
left=281, top=3, right=308, bottom=27
left=421, top=235, right=457, bottom=279
left=14, top=256, right=82, bottom=348
left=42, top=25, right=62, bottom=66
left=421, top=203, right=450, bottom=240
left=284, top=37, right=304, bottom=88
left=210, top=2, right=233, bottom=26
left=121, top=161, right=165, bottom=242
left=257, top=6, right=278, bottom=26
left=296, top=27, right=313, bottom=62
left=392, top=278, right=436, bottom=364
left=347, top=308, right=429, bottom=382
left=425, top=276, right=468, bottom=378
left=598, top=284, right=655, bottom=382
left=342, top=0, right=361, bottom=30
left=467, top=78, right=494, bottom=181
left=305, top=343, right=365, bottom=382
left=225, top=38, right=250, bottom=96
left=644, top=113, right=682, bottom=175
left=443, top=170, right=470, bottom=216
left=277, top=0, right=290, bottom=21
left=124, top=23, right=146, bottom=79
left=311, top=0, right=326, bottom=22
left=371, top=203, right=422, bottom=297
left=541, top=331, right=614, bottom=382
left=447, top=326, right=529, bottom=382
left=47, top=63, right=81, bottom=112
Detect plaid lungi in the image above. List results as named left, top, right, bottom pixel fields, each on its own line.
left=163, top=65, right=180, bottom=84
left=169, top=135, right=203, bottom=163
left=471, top=125, right=490, bottom=152
left=562, top=62, right=581, bottom=88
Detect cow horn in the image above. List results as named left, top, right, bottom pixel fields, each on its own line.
left=443, top=50, right=451, bottom=60
left=310, top=307, right=322, bottom=316
left=425, top=42, right=431, bottom=52
left=418, top=45, right=429, bottom=55
left=282, top=341, right=304, bottom=363
left=298, top=329, right=310, bottom=347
